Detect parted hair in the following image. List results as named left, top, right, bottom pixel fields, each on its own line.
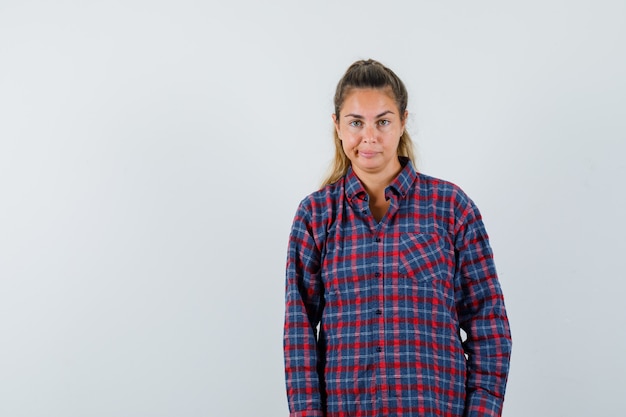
left=322, top=59, right=415, bottom=187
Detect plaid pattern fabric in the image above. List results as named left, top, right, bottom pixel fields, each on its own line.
left=284, top=160, right=512, bottom=417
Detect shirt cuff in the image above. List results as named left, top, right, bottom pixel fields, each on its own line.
left=465, top=389, right=504, bottom=417
left=290, top=411, right=324, bottom=417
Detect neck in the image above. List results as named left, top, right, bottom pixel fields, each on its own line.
left=355, top=168, right=400, bottom=223
left=353, top=160, right=402, bottom=199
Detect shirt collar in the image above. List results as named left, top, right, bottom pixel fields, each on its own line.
left=386, top=157, right=417, bottom=199
left=344, top=157, right=417, bottom=201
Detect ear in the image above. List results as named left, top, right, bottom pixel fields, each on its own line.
left=332, top=114, right=341, bottom=139
left=402, top=110, right=408, bottom=131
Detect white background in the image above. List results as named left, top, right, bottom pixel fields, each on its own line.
left=1, top=1, right=625, bottom=416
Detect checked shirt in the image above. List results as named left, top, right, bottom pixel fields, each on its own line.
left=284, top=159, right=512, bottom=417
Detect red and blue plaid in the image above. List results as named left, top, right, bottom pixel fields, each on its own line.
left=284, top=159, right=512, bottom=417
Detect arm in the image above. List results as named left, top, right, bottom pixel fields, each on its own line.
left=454, top=202, right=512, bottom=417
left=283, top=203, right=325, bottom=417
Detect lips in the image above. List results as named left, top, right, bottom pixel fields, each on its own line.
left=357, top=150, right=378, bottom=158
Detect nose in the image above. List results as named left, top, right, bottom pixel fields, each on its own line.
left=363, top=124, right=377, bottom=143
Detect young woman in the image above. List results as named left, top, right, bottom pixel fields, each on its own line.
left=284, top=59, right=512, bottom=417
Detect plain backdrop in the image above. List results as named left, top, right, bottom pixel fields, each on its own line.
left=1, top=1, right=625, bottom=416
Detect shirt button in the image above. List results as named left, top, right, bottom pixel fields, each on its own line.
left=376, top=346, right=383, bottom=353
left=376, top=309, right=382, bottom=315
left=375, top=237, right=381, bottom=243
left=374, top=272, right=381, bottom=278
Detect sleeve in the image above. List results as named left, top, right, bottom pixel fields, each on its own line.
left=453, top=199, right=512, bottom=417
left=283, top=201, right=325, bottom=417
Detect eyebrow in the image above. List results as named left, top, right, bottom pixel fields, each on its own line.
left=344, top=110, right=395, bottom=119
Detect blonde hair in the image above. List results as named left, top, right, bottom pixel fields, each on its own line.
left=321, top=59, right=415, bottom=187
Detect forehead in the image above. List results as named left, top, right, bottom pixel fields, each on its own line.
left=340, top=87, right=398, bottom=114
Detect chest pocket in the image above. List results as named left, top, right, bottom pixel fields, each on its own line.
left=398, top=232, right=452, bottom=282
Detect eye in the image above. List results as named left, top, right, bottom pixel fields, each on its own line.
left=349, top=120, right=363, bottom=127
left=378, top=119, right=390, bottom=126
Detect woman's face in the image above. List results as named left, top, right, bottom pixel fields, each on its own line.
left=333, top=88, right=407, bottom=181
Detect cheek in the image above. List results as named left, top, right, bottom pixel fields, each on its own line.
left=340, top=137, right=356, bottom=155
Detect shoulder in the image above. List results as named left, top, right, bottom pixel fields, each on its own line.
left=290, top=180, right=344, bottom=250
left=415, top=172, right=473, bottom=206
left=413, top=172, right=482, bottom=228
left=296, top=179, right=344, bottom=219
